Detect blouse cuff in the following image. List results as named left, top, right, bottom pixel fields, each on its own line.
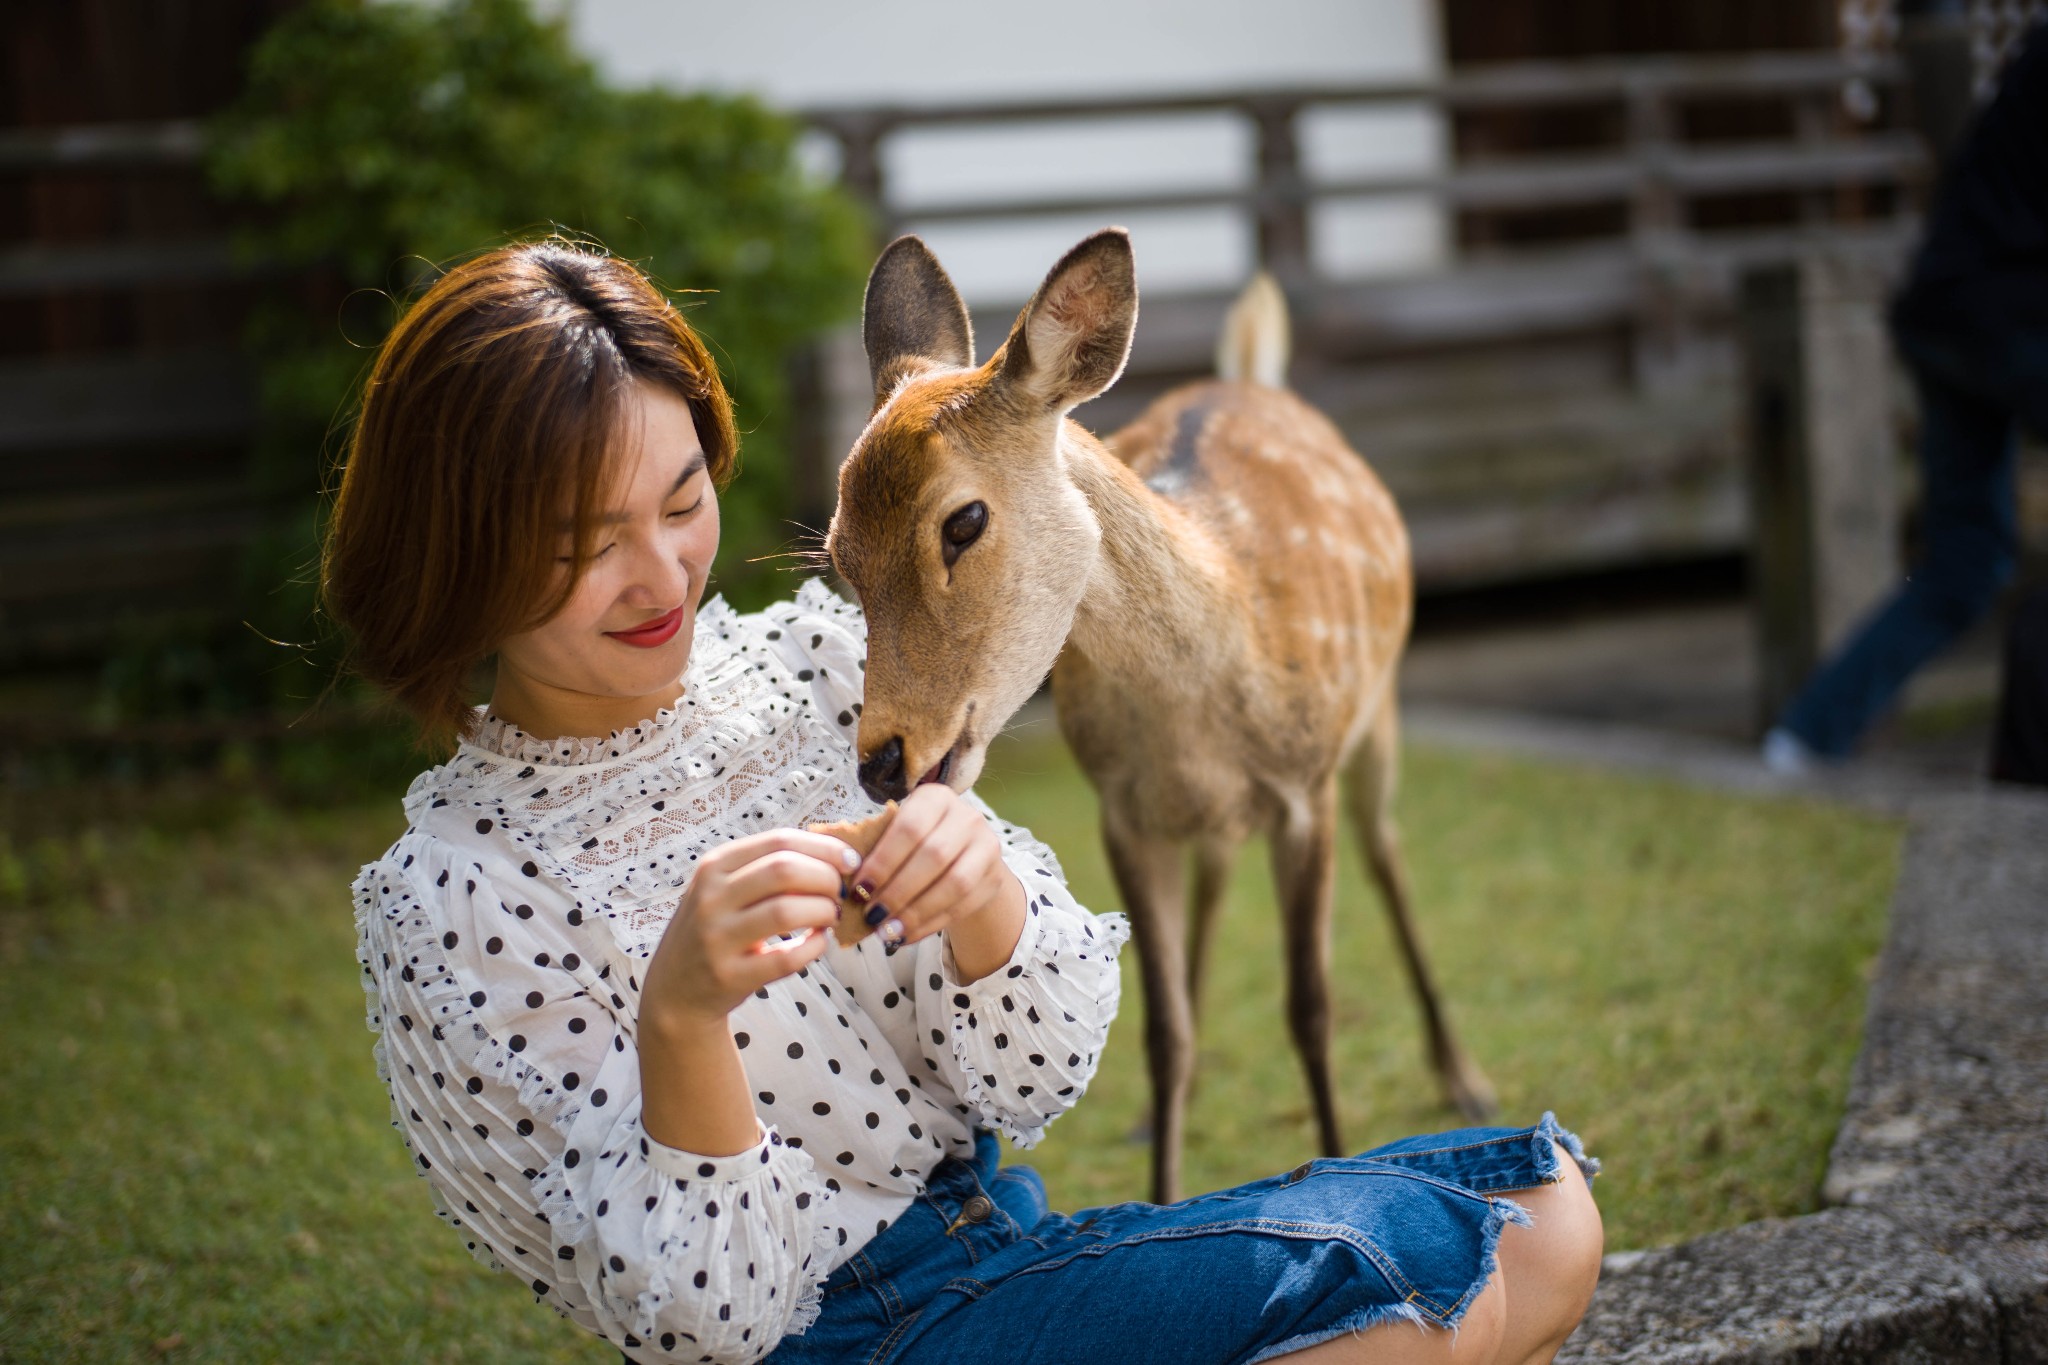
left=642, top=1119, right=782, bottom=1183
left=926, top=843, right=1126, bottom=1150
left=939, top=868, right=1045, bottom=995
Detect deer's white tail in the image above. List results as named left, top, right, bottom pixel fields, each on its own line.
left=1214, top=271, right=1290, bottom=389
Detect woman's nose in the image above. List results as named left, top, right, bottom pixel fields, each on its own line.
left=626, top=538, right=692, bottom=604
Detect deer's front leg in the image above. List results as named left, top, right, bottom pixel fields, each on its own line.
left=1102, top=813, right=1192, bottom=1205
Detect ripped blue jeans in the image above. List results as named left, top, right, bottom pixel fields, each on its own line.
left=760, top=1115, right=1598, bottom=1365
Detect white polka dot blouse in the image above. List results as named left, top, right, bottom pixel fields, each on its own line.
left=351, top=578, right=1131, bottom=1363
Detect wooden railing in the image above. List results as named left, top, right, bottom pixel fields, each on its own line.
left=0, top=115, right=273, bottom=667
left=789, top=52, right=1930, bottom=594
left=802, top=51, right=1924, bottom=297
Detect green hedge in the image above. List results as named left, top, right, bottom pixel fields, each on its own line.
left=116, top=0, right=871, bottom=722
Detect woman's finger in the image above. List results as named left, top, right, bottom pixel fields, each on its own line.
left=712, top=847, right=848, bottom=917
left=896, top=843, right=1003, bottom=945
left=848, top=783, right=950, bottom=903
left=892, top=837, right=999, bottom=943
left=723, top=916, right=835, bottom=993
left=723, top=893, right=840, bottom=950
left=869, top=840, right=953, bottom=934
left=863, top=791, right=977, bottom=924
left=702, top=827, right=865, bottom=882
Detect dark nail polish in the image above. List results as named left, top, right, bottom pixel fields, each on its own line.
left=864, top=903, right=889, bottom=927
left=852, top=881, right=875, bottom=903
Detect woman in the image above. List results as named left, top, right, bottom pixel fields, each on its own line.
left=334, top=240, right=1604, bottom=1365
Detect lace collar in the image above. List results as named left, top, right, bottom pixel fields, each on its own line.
left=464, top=595, right=749, bottom=769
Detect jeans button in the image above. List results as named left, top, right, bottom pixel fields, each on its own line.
left=1290, top=1162, right=1314, bottom=1183
left=960, top=1194, right=994, bottom=1224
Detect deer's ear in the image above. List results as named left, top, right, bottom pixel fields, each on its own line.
left=862, top=236, right=974, bottom=406
left=995, top=228, right=1138, bottom=413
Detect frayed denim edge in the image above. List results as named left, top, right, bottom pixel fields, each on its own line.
left=1239, top=1298, right=1434, bottom=1365
left=1536, top=1111, right=1602, bottom=1182
left=1241, top=1186, right=1528, bottom=1365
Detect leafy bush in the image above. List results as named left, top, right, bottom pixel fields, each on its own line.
left=139, top=0, right=869, bottom=722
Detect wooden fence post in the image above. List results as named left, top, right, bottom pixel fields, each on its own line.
left=1739, top=254, right=1901, bottom=733
left=819, top=113, right=890, bottom=223
left=1246, top=96, right=1311, bottom=292
left=786, top=324, right=874, bottom=542
left=1624, top=77, right=1694, bottom=394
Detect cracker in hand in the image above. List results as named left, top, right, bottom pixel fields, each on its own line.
left=808, top=802, right=897, bottom=945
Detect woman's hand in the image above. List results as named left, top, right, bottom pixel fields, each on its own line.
left=638, top=829, right=858, bottom=1154
left=847, top=784, right=1027, bottom=983
left=643, top=829, right=857, bottom=1027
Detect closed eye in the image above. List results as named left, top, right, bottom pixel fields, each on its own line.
left=557, top=542, right=617, bottom=565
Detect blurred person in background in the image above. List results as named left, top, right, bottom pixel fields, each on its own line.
left=1765, top=18, right=2048, bottom=780
left=1991, top=586, right=2048, bottom=783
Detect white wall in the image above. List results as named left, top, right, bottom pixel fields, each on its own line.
left=565, top=0, right=1447, bottom=304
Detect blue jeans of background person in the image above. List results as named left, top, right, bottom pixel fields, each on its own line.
left=1775, top=322, right=2048, bottom=758
left=753, top=1118, right=1596, bottom=1365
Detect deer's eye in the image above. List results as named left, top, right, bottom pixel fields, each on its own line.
left=941, top=501, right=987, bottom=567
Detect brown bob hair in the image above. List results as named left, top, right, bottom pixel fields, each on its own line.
left=323, top=240, right=738, bottom=746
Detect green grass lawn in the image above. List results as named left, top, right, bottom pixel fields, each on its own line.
left=0, top=733, right=1898, bottom=1363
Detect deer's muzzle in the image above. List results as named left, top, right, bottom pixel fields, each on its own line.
left=857, top=733, right=960, bottom=804
left=858, top=736, right=907, bottom=803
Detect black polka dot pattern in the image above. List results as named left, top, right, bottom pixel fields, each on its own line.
left=348, top=579, right=1128, bottom=1364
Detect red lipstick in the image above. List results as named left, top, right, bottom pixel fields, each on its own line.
left=604, top=606, right=684, bottom=649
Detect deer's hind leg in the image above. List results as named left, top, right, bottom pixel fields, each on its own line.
left=1102, top=812, right=1194, bottom=1205
left=1186, top=840, right=1237, bottom=1022
left=1270, top=779, right=1345, bottom=1158
left=1343, top=696, right=1497, bottom=1121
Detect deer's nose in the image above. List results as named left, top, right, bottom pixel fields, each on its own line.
left=858, top=737, right=908, bottom=804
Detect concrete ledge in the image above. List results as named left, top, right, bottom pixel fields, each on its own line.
left=1563, top=1208, right=1999, bottom=1362
left=1405, top=707, right=2048, bottom=1362
left=1825, top=795, right=2048, bottom=1364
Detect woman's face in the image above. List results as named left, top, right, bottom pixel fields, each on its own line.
left=495, top=380, right=720, bottom=713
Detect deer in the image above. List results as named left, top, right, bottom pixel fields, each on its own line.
left=825, top=227, right=1495, bottom=1203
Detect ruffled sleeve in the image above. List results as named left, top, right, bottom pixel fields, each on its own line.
left=911, top=797, right=1130, bottom=1148
left=354, top=833, right=837, bottom=1364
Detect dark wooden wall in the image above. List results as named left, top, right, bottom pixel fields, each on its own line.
left=1441, top=0, right=1868, bottom=251
left=1, top=2, right=299, bottom=667
left=1442, top=0, right=1839, bottom=60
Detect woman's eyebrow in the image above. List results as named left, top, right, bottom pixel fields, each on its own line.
left=666, top=450, right=707, bottom=494
left=580, top=450, right=709, bottom=527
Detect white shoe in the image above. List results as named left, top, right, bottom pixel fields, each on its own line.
left=1761, top=727, right=1816, bottom=776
